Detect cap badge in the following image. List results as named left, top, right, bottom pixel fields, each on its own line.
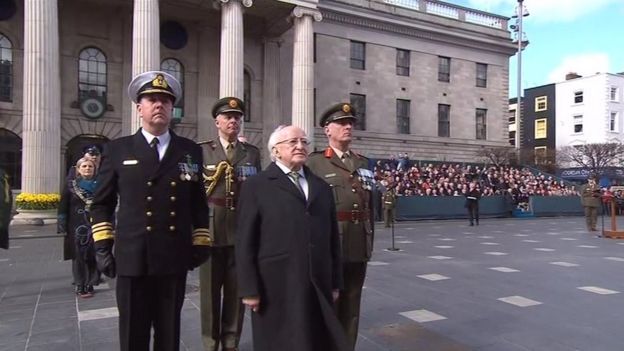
left=229, top=99, right=238, bottom=108
left=152, top=74, right=169, bottom=89
left=342, top=104, right=351, bottom=113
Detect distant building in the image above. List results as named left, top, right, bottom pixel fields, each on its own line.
left=522, top=83, right=556, bottom=164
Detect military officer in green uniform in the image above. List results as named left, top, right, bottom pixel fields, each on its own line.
left=383, top=186, right=396, bottom=228
left=581, top=175, right=601, bottom=231
left=307, top=102, right=374, bottom=351
left=0, top=168, right=11, bottom=250
left=198, top=97, right=261, bottom=351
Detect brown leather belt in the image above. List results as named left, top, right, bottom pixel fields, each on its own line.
left=208, top=197, right=236, bottom=209
left=336, top=210, right=369, bottom=223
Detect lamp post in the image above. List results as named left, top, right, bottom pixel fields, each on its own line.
left=513, top=0, right=528, bottom=150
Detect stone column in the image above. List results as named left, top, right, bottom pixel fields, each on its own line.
left=130, top=0, right=160, bottom=133
left=218, top=0, right=251, bottom=99
left=291, top=7, right=321, bottom=149
left=197, top=23, right=221, bottom=142
left=22, top=0, right=61, bottom=194
left=262, top=38, right=283, bottom=160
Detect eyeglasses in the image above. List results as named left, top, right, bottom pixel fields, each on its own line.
left=275, top=138, right=310, bottom=147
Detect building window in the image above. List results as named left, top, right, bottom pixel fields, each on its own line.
left=0, top=34, right=12, bottom=102
left=438, top=56, right=450, bottom=82
left=396, top=99, right=410, bottom=134
left=534, top=146, right=547, bottom=165
left=313, top=33, right=317, bottom=63
left=160, top=58, right=184, bottom=119
left=476, top=108, right=487, bottom=140
left=0, top=128, right=21, bottom=189
left=350, top=41, right=365, bottom=70
left=476, top=63, right=487, bottom=88
left=438, top=104, right=450, bottom=137
left=535, top=96, right=547, bottom=111
left=610, top=112, right=618, bottom=132
left=573, top=115, right=583, bottom=133
left=509, top=131, right=516, bottom=146
left=350, top=93, right=366, bottom=130
left=611, top=87, right=619, bottom=102
left=535, top=118, right=547, bottom=139
left=78, top=47, right=107, bottom=101
left=574, top=90, right=583, bottom=104
left=396, top=49, right=410, bottom=76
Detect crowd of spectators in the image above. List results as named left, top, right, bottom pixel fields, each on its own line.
left=374, top=157, right=579, bottom=203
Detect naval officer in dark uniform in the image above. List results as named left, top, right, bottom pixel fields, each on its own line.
left=90, top=71, right=211, bottom=351
left=307, top=103, right=374, bottom=351
left=198, top=97, right=261, bottom=351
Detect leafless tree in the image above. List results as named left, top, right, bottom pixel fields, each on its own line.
left=476, top=146, right=514, bottom=167
left=557, top=142, right=624, bottom=174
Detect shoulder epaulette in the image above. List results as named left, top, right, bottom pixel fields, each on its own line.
left=241, top=141, right=259, bottom=150
left=197, top=140, right=217, bottom=150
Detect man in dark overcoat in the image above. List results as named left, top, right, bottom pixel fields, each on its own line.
left=236, top=125, right=348, bottom=351
left=307, top=103, right=374, bottom=351
left=90, top=71, right=211, bottom=351
left=198, top=97, right=261, bottom=351
left=0, top=168, right=10, bottom=250
left=465, top=181, right=481, bottom=226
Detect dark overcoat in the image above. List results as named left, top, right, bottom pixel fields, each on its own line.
left=90, top=130, right=209, bottom=276
left=0, top=168, right=10, bottom=250
left=58, top=179, right=96, bottom=261
left=236, top=163, right=348, bottom=351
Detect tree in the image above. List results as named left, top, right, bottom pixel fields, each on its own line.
left=556, top=142, right=624, bottom=175
left=476, top=146, right=514, bottom=167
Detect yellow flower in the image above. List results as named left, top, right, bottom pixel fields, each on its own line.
left=16, top=193, right=60, bottom=210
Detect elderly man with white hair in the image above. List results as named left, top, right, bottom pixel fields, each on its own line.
left=235, top=125, right=349, bottom=351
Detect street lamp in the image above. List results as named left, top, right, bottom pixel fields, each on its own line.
left=512, top=0, right=529, bottom=150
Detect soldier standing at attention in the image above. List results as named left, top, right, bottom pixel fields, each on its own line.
left=90, top=71, right=211, bottom=351
left=198, top=97, right=261, bottom=351
left=307, top=103, right=374, bottom=351
left=383, top=186, right=396, bottom=228
left=581, top=175, right=601, bottom=232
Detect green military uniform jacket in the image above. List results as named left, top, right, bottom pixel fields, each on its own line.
left=199, top=140, right=261, bottom=246
left=581, top=183, right=601, bottom=208
left=383, top=191, right=396, bottom=210
left=307, top=147, right=373, bottom=262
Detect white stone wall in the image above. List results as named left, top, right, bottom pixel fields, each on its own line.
left=555, top=73, right=624, bottom=148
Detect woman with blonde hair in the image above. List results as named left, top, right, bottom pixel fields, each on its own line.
left=58, top=157, right=99, bottom=298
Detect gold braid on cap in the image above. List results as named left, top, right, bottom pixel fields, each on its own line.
left=152, top=74, right=169, bottom=89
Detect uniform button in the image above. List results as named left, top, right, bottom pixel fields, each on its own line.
left=146, top=211, right=152, bottom=217
left=170, top=181, right=176, bottom=187
left=349, top=175, right=354, bottom=179
left=146, top=226, right=152, bottom=231
left=147, top=181, right=153, bottom=186
left=169, top=225, right=176, bottom=231
left=147, top=196, right=153, bottom=201
left=170, top=211, right=176, bottom=217
left=170, top=196, right=176, bottom=202
left=353, top=204, right=359, bottom=209
left=352, top=189, right=356, bottom=193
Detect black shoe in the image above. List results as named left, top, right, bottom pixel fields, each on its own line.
left=469, top=223, right=474, bottom=226
left=86, top=285, right=94, bottom=294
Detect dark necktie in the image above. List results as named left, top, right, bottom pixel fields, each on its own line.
left=288, top=171, right=306, bottom=199
left=342, top=152, right=354, bottom=171
left=226, top=143, right=235, bottom=162
left=150, top=137, right=160, bottom=162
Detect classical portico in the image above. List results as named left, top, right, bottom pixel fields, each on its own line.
left=18, top=0, right=321, bottom=195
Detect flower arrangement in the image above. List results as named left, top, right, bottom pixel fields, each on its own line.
left=15, top=193, right=61, bottom=210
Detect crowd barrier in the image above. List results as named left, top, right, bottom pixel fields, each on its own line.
left=395, top=195, right=583, bottom=221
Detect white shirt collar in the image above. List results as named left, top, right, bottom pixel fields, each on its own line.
left=275, top=160, right=305, bottom=178
left=142, top=129, right=171, bottom=145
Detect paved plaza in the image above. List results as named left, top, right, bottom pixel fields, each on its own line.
left=2, top=217, right=624, bottom=350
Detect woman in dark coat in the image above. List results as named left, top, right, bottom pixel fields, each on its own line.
left=58, top=157, right=99, bottom=298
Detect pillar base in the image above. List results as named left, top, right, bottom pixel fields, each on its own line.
left=11, top=209, right=57, bottom=226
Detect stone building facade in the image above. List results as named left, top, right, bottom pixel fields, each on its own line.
left=0, top=0, right=515, bottom=191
